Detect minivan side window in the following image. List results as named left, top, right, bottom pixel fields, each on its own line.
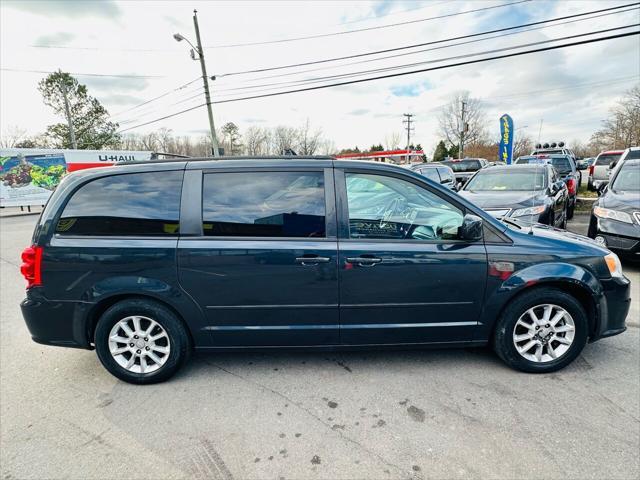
left=345, top=173, right=464, bottom=241
left=202, top=172, right=326, bottom=238
left=56, top=171, right=183, bottom=236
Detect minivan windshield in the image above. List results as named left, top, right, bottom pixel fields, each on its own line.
left=464, top=170, right=546, bottom=191
left=441, top=159, right=481, bottom=172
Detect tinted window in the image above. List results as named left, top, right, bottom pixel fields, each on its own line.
left=437, top=167, right=454, bottom=183
left=595, top=153, right=621, bottom=166
left=416, top=167, right=440, bottom=182
left=57, top=171, right=182, bottom=236
left=202, top=172, right=325, bottom=237
left=626, top=150, right=640, bottom=160
left=346, top=173, right=464, bottom=241
left=441, top=159, right=482, bottom=172
left=550, top=157, right=572, bottom=173
left=464, top=170, right=546, bottom=191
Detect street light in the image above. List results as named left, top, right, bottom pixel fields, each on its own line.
left=173, top=10, right=220, bottom=158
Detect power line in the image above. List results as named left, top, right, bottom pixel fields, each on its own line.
left=210, top=30, right=639, bottom=104
left=0, top=68, right=164, bottom=78
left=204, top=0, right=532, bottom=48
left=110, top=77, right=202, bottom=117
left=215, top=2, right=639, bottom=77
left=210, top=24, right=639, bottom=98
left=113, top=30, right=638, bottom=134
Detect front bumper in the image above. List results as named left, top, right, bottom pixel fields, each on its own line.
left=20, top=288, right=93, bottom=349
left=591, top=216, right=640, bottom=257
left=591, top=276, right=631, bottom=341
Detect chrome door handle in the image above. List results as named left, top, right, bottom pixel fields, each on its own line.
left=295, top=256, right=331, bottom=266
left=346, top=257, right=382, bottom=267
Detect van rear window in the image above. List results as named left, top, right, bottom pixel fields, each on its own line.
left=56, top=171, right=183, bottom=236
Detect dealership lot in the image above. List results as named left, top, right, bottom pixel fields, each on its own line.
left=1, top=214, right=638, bottom=480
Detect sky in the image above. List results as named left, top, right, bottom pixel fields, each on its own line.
left=1, top=0, right=639, bottom=156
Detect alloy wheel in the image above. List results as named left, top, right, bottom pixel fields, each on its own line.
left=108, top=316, right=171, bottom=374
left=512, top=304, right=575, bottom=363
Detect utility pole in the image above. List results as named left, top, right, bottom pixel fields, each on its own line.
left=60, top=73, right=77, bottom=149
left=192, top=10, right=220, bottom=158
left=537, top=118, right=544, bottom=144
left=403, top=113, right=414, bottom=165
left=459, top=100, right=466, bottom=159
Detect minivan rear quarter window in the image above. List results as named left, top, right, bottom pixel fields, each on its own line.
left=202, top=172, right=326, bottom=238
left=56, top=171, right=183, bottom=236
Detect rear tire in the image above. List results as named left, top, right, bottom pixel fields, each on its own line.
left=493, top=288, right=588, bottom=373
left=95, top=299, right=191, bottom=384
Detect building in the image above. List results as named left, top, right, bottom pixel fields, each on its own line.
left=335, top=149, right=424, bottom=165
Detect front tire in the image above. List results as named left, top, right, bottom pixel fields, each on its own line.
left=95, top=299, right=191, bottom=384
left=493, top=288, right=588, bottom=373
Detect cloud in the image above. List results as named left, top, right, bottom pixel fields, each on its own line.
left=348, top=108, right=370, bottom=116
left=99, top=94, right=146, bottom=107
left=390, top=83, right=421, bottom=97
left=34, top=32, right=75, bottom=46
left=5, top=0, right=121, bottom=18
left=81, top=77, right=149, bottom=92
left=241, top=117, right=267, bottom=124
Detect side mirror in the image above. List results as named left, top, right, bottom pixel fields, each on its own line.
left=597, top=183, right=608, bottom=196
left=459, top=214, right=483, bottom=241
left=550, top=180, right=564, bottom=194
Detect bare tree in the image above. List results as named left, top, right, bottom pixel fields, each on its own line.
left=384, top=132, right=402, bottom=150
left=244, top=126, right=270, bottom=155
left=297, top=119, right=322, bottom=155
left=438, top=91, right=487, bottom=157
left=590, top=84, right=640, bottom=150
left=156, top=127, right=174, bottom=153
left=272, top=126, right=298, bottom=154
left=513, top=134, right=533, bottom=159
left=319, top=138, right=337, bottom=155
left=0, top=126, right=29, bottom=148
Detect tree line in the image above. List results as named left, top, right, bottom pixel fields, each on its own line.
left=1, top=71, right=638, bottom=162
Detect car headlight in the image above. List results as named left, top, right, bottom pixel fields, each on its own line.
left=593, top=206, right=633, bottom=224
left=604, top=252, right=624, bottom=278
left=511, top=205, right=546, bottom=217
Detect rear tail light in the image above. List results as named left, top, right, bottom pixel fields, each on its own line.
left=20, top=245, right=43, bottom=288
left=588, top=165, right=594, bottom=176
left=567, top=178, right=577, bottom=195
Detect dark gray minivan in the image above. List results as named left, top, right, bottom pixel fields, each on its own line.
left=21, top=157, right=631, bottom=384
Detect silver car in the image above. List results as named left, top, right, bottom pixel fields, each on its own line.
left=588, top=150, right=624, bottom=191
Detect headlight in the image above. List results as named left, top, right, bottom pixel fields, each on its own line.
left=511, top=205, right=546, bottom=217
left=593, top=206, right=633, bottom=224
left=604, top=252, right=624, bottom=278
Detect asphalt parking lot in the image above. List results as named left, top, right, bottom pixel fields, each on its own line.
left=1, top=213, right=638, bottom=480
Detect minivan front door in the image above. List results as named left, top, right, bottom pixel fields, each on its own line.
left=336, top=169, right=487, bottom=345
left=178, top=168, right=339, bottom=347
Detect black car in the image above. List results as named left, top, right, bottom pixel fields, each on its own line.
left=458, top=164, right=568, bottom=228
left=409, top=163, right=456, bottom=189
left=20, top=157, right=630, bottom=384
left=588, top=158, right=640, bottom=259
left=515, top=155, right=579, bottom=219
left=439, top=158, right=488, bottom=186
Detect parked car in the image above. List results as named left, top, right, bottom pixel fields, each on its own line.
left=439, top=158, right=489, bottom=186
left=608, top=146, right=640, bottom=177
left=588, top=158, right=640, bottom=259
left=20, top=157, right=630, bottom=384
left=588, top=150, right=624, bottom=191
left=458, top=164, right=568, bottom=228
left=515, top=154, right=579, bottom=219
left=409, top=163, right=456, bottom=190
left=576, top=157, right=594, bottom=170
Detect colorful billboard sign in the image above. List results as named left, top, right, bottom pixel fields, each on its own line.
left=0, top=148, right=152, bottom=207
left=499, top=114, right=514, bottom=165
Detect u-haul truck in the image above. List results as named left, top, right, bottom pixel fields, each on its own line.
left=0, top=148, right=153, bottom=207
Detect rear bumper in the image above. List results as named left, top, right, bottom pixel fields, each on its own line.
left=20, top=288, right=93, bottom=349
left=591, top=276, right=631, bottom=341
